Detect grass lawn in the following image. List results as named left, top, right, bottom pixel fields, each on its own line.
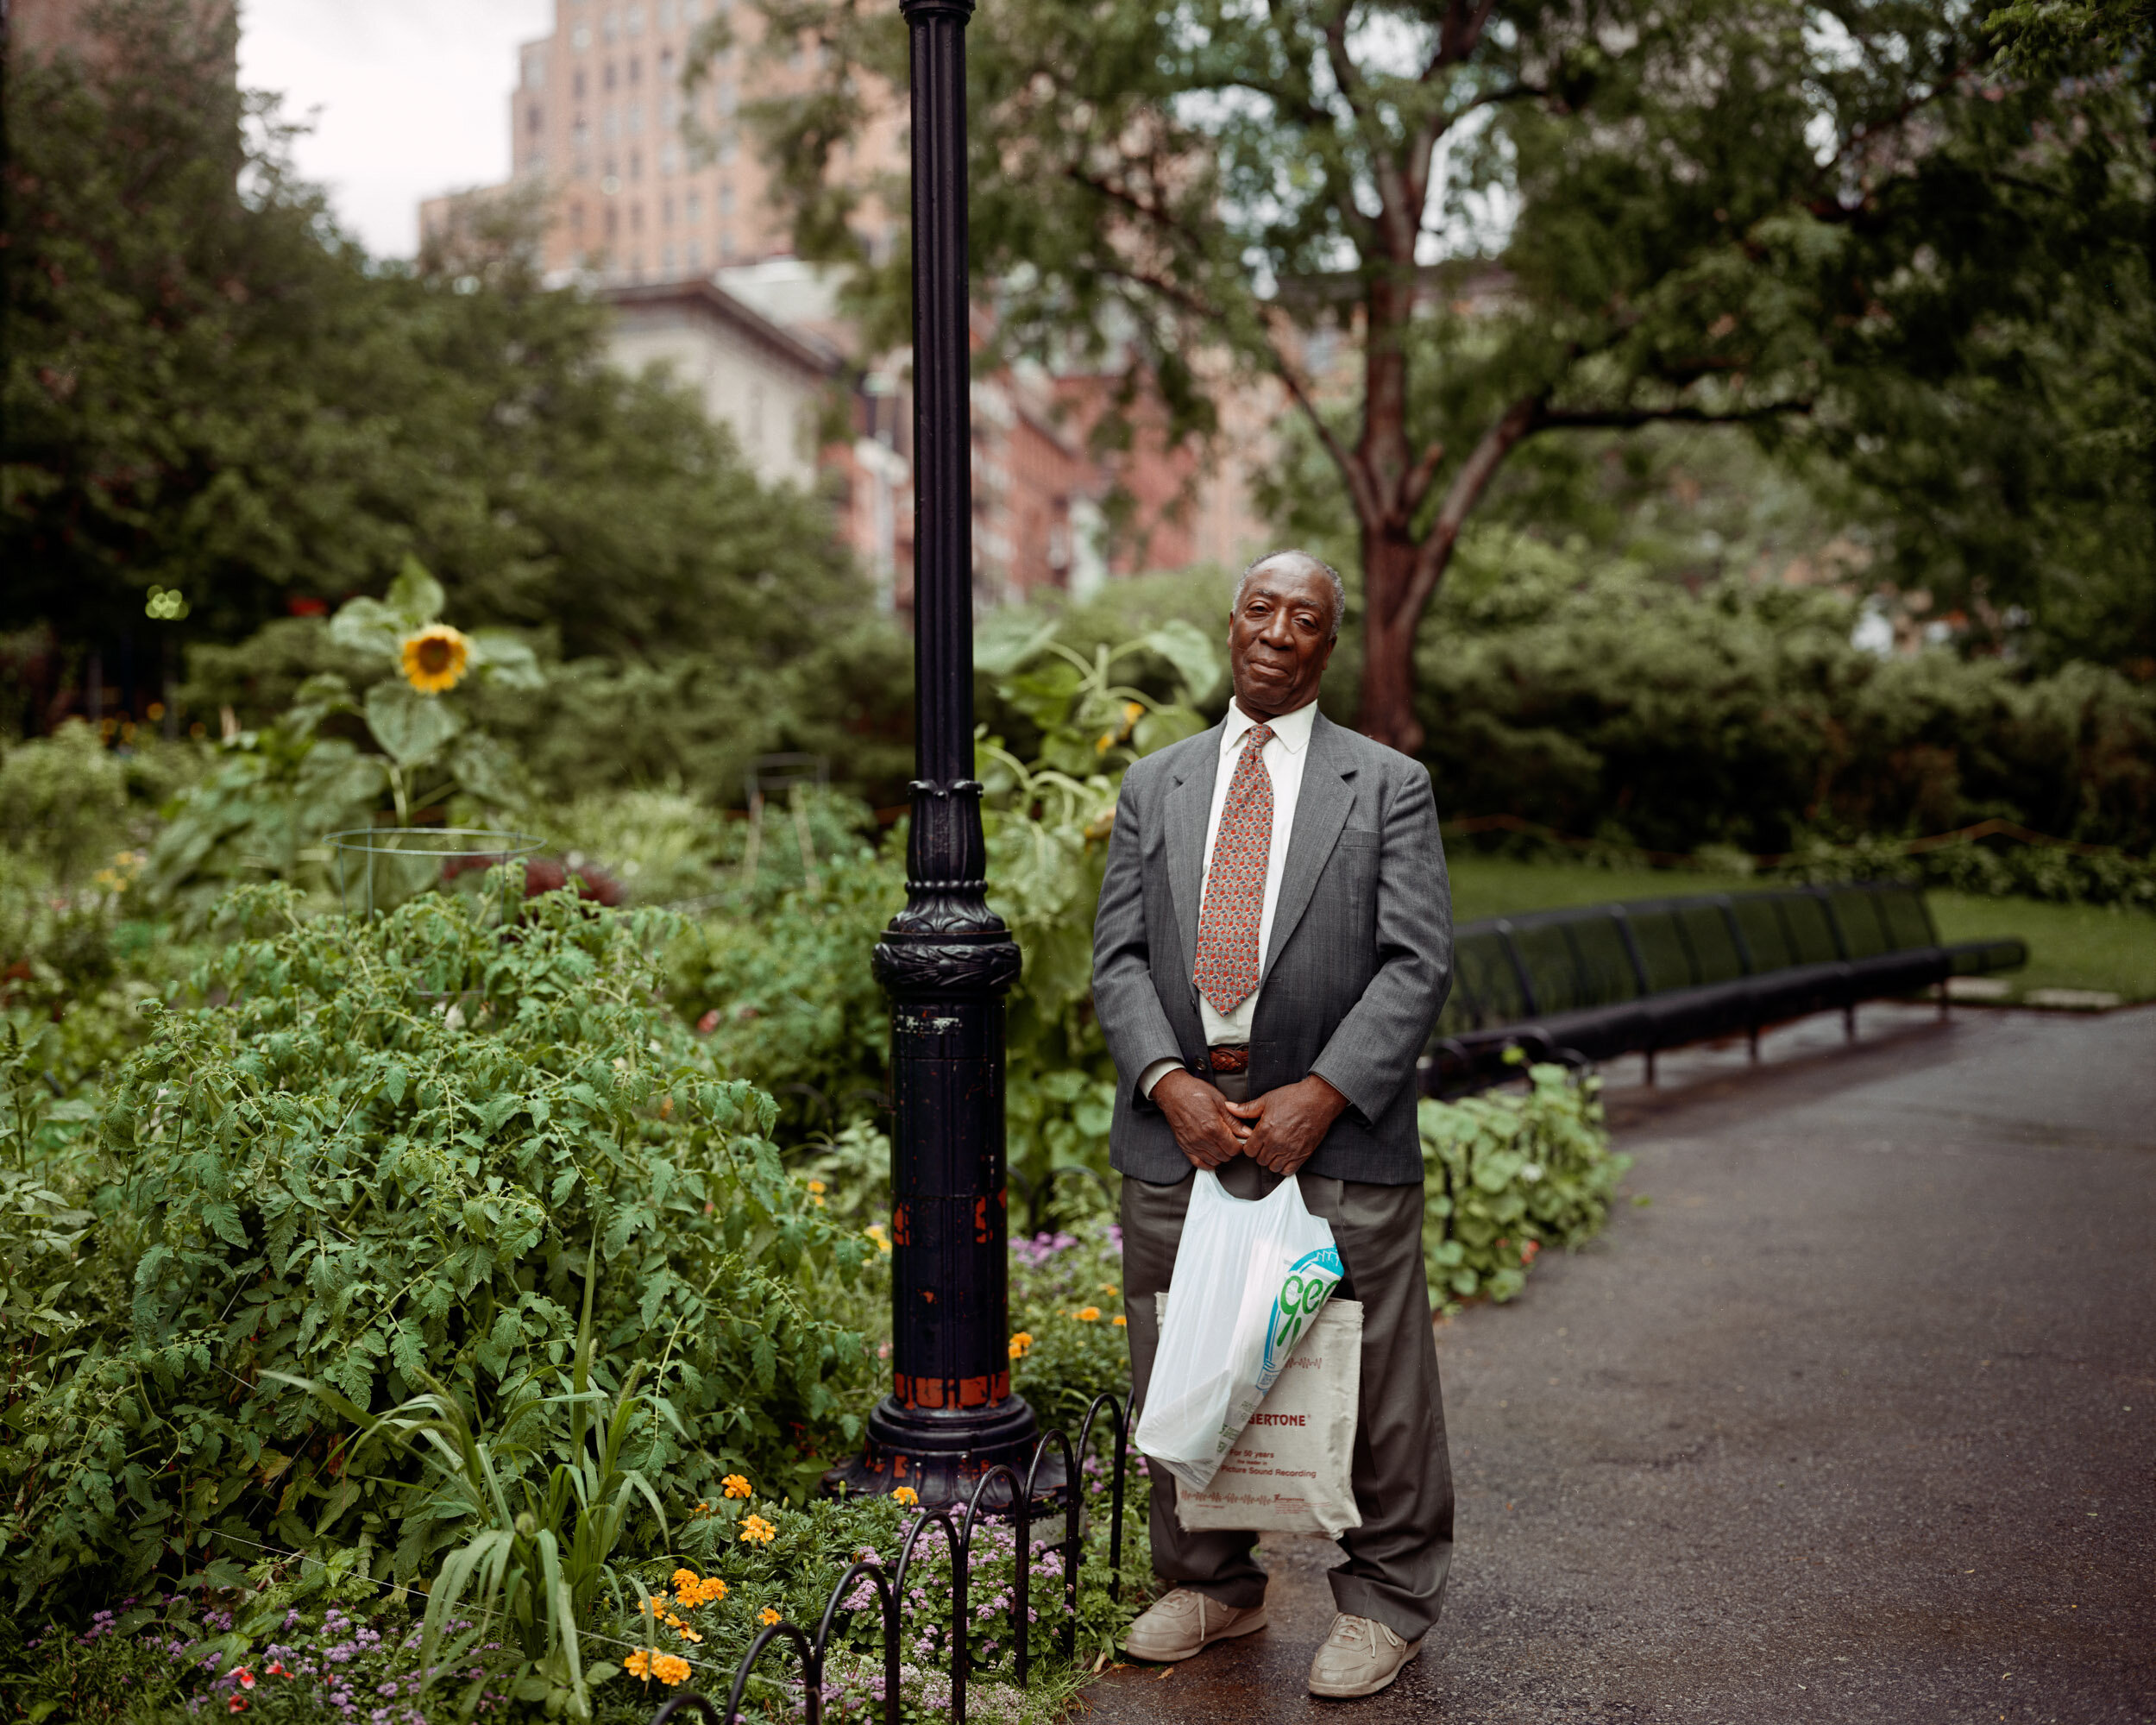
left=1445, top=853, right=2156, bottom=1006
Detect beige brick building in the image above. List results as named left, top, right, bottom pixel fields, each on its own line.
left=421, top=0, right=856, bottom=284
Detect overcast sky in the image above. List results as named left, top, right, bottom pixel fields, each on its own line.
left=237, top=0, right=554, bottom=260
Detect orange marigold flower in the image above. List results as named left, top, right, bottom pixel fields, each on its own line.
left=759, top=1606, right=782, bottom=1627
left=676, top=1625, right=704, bottom=1644
left=740, top=1513, right=777, bottom=1545
left=722, top=1473, right=753, bottom=1499
left=892, top=1486, right=920, bottom=1506
left=625, top=1650, right=655, bottom=1681
left=1076, top=1306, right=1102, bottom=1322
left=697, top=1577, right=730, bottom=1604
left=1112, top=1314, right=1128, bottom=1327
left=399, top=624, right=472, bottom=695
left=652, top=1653, right=693, bottom=1685
left=672, top=1567, right=701, bottom=1594
left=1008, top=1331, right=1033, bottom=1360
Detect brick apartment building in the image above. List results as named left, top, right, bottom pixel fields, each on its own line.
left=419, top=0, right=1278, bottom=617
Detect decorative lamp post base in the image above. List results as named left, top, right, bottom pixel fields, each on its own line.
left=827, top=1394, right=1068, bottom=1510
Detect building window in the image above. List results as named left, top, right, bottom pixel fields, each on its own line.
left=573, top=68, right=586, bottom=97
left=663, top=242, right=676, bottom=270
left=718, top=183, right=733, bottom=216
left=570, top=203, right=585, bottom=231
left=689, top=237, right=703, bottom=268
left=628, top=55, right=640, bottom=84
left=720, top=230, right=735, bottom=260
left=629, top=148, right=642, bottom=179
left=603, top=61, right=616, bottom=90
left=627, top=6, right=645, bottom=35
left=601, top=105, right=616, bottom=139
left=685, top=190, right=701, bottom=222
left=661, top=195, right=674, bottom=224
left=603, top=9, right=619, bottom=42
left=660, top=142, right=679, bottom=174
left=527, top=104, right=543, bottom=134
left=625, top=101, right=642, bottom=133
left=606, top=207, right=619, bottom=236
left=718, top=79, right=737, bottom=115
left=523, top=49, right=545, bottom=90
left=631, top=203, right=644, bottom=232
left=572, top=23, right=591, bottom=48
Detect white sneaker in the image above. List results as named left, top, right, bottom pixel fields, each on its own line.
left=1307, top=1612, right=1423, bottom=1697
left=1121, top=1586, right=1268, bottom=1663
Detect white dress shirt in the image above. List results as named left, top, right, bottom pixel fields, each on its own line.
left=1138, top=696, right=1319, bottom=1099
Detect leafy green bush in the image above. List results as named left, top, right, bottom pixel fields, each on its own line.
left=1419, top=1063, right=1629, bottom=1309
left=0, top=879, right=882, bottom=1607
left=1417, top=549, right=2156, bottom=858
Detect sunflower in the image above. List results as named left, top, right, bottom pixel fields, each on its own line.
left=399, top=624, right=473, bottom=695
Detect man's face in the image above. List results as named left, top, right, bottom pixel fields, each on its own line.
left=1229, top=559, right=1337, bottom=720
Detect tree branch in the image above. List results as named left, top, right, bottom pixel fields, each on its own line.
left=1534, top=400, right=1815, bottom=431
left=1397, top=391, right=1543, bottom=628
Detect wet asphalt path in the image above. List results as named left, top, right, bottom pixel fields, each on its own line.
left=1084, top=1004, right=2156, bottom=1725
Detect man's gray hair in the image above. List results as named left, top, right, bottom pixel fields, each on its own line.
left=1234, top=550, right=1348, bottom=643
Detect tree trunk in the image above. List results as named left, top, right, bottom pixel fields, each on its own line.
left=1357, top=519, right=1430, bottom=755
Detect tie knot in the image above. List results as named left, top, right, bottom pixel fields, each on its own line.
left=1241, top=723, right=1274, bottom=751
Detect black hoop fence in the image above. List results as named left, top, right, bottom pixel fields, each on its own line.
left=644, top=1392, right=1134, bottom=1725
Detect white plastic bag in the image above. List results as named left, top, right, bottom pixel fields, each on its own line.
left=1171, top=1294, right=1363, bottom=1538
left=1134, top=1169, right=1345, bottom=1493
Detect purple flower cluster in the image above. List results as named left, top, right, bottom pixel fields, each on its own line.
left=1013, top=1230, right=1078, bottom=1268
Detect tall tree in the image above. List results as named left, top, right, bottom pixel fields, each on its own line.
left=715, top=0, right=2148, bottom=747
left=3, top=0, right=866, bottom=672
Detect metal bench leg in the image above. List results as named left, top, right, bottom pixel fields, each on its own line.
left=1843, top=1003, right=1857, bottom=1042
left=1644, top=1048, right=1657, bottom=1087
left=1936, top=981, right=1949, bottom=1022
left=1747, top=1026, right=1760, bottom=1064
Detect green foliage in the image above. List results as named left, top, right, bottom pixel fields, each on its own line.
left=1006, top=1208, right=1131, bottom=1439
left=5, top=0, right=881, bottom=733
left=728, top=0, right=2152, bottom=731
left=0, top=723, right=129, bottom=885
left=0, top=880, right=881, bottom=1606
left=1419, top=1065, right=1629, bottom=1310
left=1417, top=550, right=2156, bottom=856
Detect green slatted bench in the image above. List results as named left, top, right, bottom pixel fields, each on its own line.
left=1421, top=880, right=2027, bottom=1093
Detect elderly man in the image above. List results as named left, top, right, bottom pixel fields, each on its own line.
left=1091, top=550, right=1455, bottom=1698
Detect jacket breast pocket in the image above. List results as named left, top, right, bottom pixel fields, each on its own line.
left=1335, top=828, right=1380, bottom=908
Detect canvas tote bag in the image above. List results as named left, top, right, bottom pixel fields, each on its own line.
left=1162, top=1293, right=1364, bottom=1538
left=1133, top=1168, right=1345, bottom=1492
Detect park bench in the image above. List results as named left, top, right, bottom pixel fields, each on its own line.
left=1420, top=880, right=2027, bottom=1094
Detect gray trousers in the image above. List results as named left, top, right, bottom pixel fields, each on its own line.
left=1121, top=1144, right=1455, bottom=1640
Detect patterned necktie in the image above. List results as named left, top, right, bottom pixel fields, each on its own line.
left=1192, top=723, right=1275, bottom=1015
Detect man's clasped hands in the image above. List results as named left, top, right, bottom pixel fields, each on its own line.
left=1152, top=1068, right=1350, bottom=1179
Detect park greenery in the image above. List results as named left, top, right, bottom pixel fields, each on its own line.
left=723, top=0, right=2154, bottom=746
left=3, top=0, right=2153, bottom=1718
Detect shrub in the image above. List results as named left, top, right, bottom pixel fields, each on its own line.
left=1419, top=1063, right=1629, bottom=1308
left=0, top=879, right=883, bottom=1608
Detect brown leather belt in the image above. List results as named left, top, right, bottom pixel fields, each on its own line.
left=1208, top=1045, right=1251, bottom=1074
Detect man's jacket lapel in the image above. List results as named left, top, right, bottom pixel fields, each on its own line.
left=1264, top=712, right=1355, bottom=975
left=1165, top=721, right=1222, bottom=1001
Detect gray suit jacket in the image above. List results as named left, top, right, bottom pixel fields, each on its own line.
left=1091, top=711, right=1453, bottom=1186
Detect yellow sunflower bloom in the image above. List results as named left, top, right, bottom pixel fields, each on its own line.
left=399, top=623, right=473, bottom=695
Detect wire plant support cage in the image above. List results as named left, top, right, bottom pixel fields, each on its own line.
left=647, top=1394, right=1132, bottom=1725
left=326, top=827, right=544, bottom=920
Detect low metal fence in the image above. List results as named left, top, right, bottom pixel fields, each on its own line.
left=646, top=1391, right=1133, bottom=1725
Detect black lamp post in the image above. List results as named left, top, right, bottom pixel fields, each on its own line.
left=831, top=0, right=1049, bottom=1509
